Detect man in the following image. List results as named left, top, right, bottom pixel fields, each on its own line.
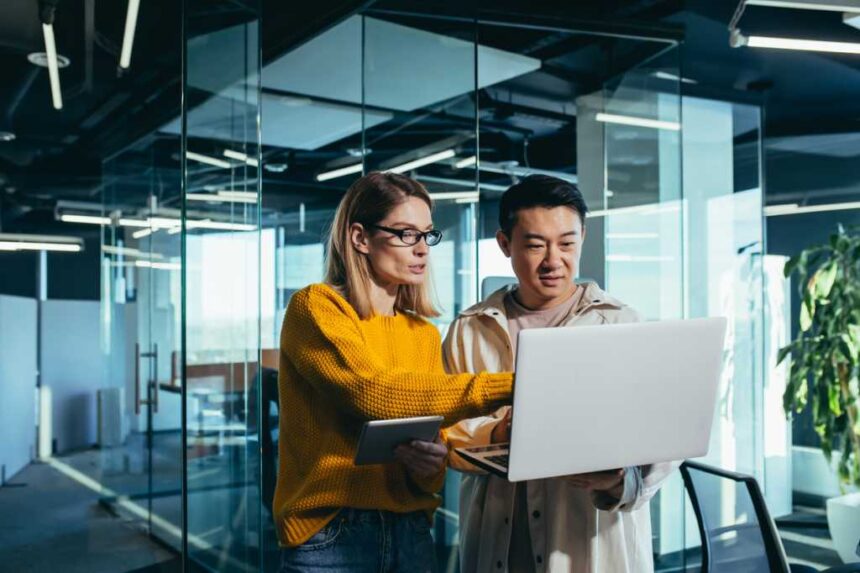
left=443, top=175, right=675, bottom=573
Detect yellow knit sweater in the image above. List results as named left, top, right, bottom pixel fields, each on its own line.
left=273, top=283, right=513, bottom=547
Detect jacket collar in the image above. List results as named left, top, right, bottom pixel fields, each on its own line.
left=460, top=281, right=623, bottom=319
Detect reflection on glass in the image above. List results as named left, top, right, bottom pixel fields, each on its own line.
left=183, top=0, right=262, bottom=571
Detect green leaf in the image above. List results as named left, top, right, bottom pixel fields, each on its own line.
left=829, top=384, right=842, bottom=417
left=784, top=255, right=800, bottom=278
left=815, top=263, right=838, bottom=300
left=840, top=334, right=858, bottom=362
left=776, top=343, right=794, bottom=365
left=800, top=299, right=813, bottom=332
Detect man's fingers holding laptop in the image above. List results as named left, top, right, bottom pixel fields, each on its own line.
left=491, top=409, right=513, bottom=443
left=394, top=435, right=447, bottom=479
left=565, top=468, right=625, bottom=492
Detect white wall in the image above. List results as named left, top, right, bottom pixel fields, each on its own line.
left=40, top=300, right=103, bottom=453
left=0, top=295, right=37, bottom=480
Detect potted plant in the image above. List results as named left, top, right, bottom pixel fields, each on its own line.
left=778, top=224, right=860, bottom=564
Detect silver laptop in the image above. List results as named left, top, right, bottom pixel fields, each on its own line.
left=455, top=317, right=727, bottom=482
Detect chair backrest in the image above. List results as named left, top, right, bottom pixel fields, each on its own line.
left=681, top=460, right=791, bottom=573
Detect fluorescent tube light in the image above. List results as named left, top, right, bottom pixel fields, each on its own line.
left=60, top=214, right=111, bottom=225
left=102, top=245, right=163, bottom=260
left=136, top=260, right=180, bottom=271
left=454, top=155, right=477, bottom=169
left=765, top=201, right=860, bottom=216
left=119, top=0, right=141, bottom=69
left=745, top=0, right=860, bottom=11
left=186, top=191, right=258, bottom=204
left=42, top=24, right=63, bottom=110
left=223, top=149, right=259, bottom=167
left=118, top=218, right=150, bottom=228
left=0, top=233, right=83, bottom=252
left=388, top=149, right=457, bottom=174
left=186, top=219, right=256, bottom=231
left=132, top=228, right=154, bottom=239
left=595, top=113, right=680, bottom=131
left=745, top=34, right=860, bottom=54
left=430, top=191, right=480, bottom=201
left=186, top=151, right=233, bottom=169
left=316, top=163, right=363, bottom=182
left=0, top=241, right=81, bottom=252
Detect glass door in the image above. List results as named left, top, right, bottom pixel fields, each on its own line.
left=99, top=132, right=184, bottom=557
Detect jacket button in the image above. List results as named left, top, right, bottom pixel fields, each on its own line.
left=497, top=561, right=503, bottom=568
left=532, top=510, right=541, bottom=519
left=536, top=555, right=543, bottom=564
left=504, top=517, right=509, bottom=524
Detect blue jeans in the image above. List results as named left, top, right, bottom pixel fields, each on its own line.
left=279, top=509, right=437, bottom=573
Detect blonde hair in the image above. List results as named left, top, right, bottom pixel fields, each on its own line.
left=325, top=171, right=440, bottom=319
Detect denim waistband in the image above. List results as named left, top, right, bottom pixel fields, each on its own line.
left=337, top=508, right=426, bottom=524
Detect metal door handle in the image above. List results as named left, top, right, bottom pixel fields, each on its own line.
left=151, top=344, right=159, bottom=413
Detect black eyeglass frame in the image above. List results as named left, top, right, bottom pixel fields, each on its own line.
left=368, top=223, right=444, bottom=246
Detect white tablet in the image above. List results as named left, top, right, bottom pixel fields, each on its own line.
left=353, top=415, right=443, bottom=466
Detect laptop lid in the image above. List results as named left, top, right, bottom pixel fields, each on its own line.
left=507, top=317, right=727, bottom=482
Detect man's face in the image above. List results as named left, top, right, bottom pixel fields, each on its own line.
left=497, top=206, right=585, bottom=309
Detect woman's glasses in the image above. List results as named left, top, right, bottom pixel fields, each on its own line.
left=369, top=224, right=443, bottom=247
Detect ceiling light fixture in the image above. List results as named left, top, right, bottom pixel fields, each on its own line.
left=186, top=191, right=258, bottom=204
left=0, top=131, right=16, bottom=142
left=41, top=24, right=63, bottom=110
left=733, top=32, right=860, bottom=54
left=186, top=151, right=233, bottom=169
left=729, top=0, right=860, bottom=53
left=595, top=112, right=681, bottom=131
left=430, top=191, right=480, bottom=201
left=60, top=213, right=111, bottom=225
left=119, top=0, right=141, bottom=69
left=316, top=162, right=363, bottom=182
left=223, top=149, right=259, bottom=167
left=764, top=201, right=860, bottom=216
left=132, top=228, right=154, bottom=239
left=263, top=162, right=288, bottom=173
left=387, top=149, right=457, bottom=174
left=744, top=0, right=860, bottom=11
left=0, top=233, right=83, bottom=252
left=454, top=155, right=478, bottom=169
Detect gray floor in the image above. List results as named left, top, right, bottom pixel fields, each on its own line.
left=0, top=444, right=848, bottom=573
left=0, top=459, right=175, bottom=573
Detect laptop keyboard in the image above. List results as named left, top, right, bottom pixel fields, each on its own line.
left=486, top=454, right=509, bottom=468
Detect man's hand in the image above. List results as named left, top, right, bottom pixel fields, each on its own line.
left=491, top=408, right=513, bottom=443
left=565, top=468, right=625, bottom=494
left=394, top=435, right=448, bottom=479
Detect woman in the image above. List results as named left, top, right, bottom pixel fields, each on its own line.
left=274, top=171, right=513, bottom=572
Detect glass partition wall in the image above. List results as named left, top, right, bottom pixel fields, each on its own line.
left=90, top=5, right=781, bottom=572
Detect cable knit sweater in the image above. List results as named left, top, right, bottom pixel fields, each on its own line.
left=273, top=283, right=513, bottom=547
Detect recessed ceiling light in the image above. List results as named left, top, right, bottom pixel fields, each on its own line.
left=0, top=132, right=15, bottom=142
left=27, top=51, right=70, bottom=68
left=264, top=162, right=288, bottom=173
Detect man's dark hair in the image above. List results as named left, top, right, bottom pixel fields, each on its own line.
left=498, top=174, right=588, bottom=236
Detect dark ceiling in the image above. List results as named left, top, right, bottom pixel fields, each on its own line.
left=1, top=0, right=859, bottom=238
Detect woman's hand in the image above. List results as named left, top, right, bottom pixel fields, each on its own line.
left=394, top=435, right=448, bottom=479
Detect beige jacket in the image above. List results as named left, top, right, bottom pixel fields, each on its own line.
left=443, top=283, right=677, bottom=573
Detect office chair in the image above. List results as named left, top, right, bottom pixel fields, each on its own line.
left=681, top=460, right=860, bottom=573
left=248, top=367, right=279, bottom=516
